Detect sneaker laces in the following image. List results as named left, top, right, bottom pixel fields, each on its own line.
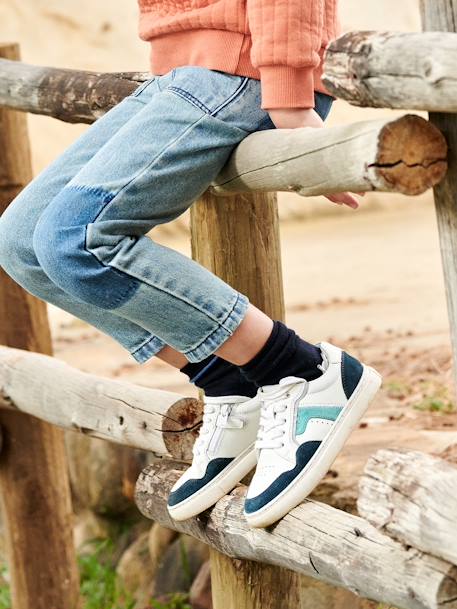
left=316, top=344, right=329, bottom=374
left=192, top=401, right=245, bottom=458
left=255, top=380, right=303, bottom=450
left=255, top=398, right=288, bottom=450
left=255, top=348, right=328, bottom=451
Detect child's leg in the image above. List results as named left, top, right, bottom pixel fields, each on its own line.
left=28, top=67, right=277, bottom=364
left=0, top=75, right=173, bottom=359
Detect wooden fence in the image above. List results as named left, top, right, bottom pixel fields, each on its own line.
left=1, top=1, right=457, bottom=607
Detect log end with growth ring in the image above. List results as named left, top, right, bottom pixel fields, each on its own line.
left=372, top=114, right=448, bottom=195
left=437, top=565, right=457, bottom=608
left=162, top=397, right=203, bottom=462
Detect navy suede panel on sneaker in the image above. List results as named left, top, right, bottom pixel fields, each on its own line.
left=341, top=352, right=363, bottom=399
left=244, top=441, right=321, bottom=514
left=167, top=457, right=234, bottom=506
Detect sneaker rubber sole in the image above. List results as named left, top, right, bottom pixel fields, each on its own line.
left=167, top=443, right=258, bottom=521
left=244, top=365, right=382, bottom=528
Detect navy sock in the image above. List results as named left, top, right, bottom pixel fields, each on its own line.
left=239, top=320, right=323, bottom=387
left=180, top=355, right=258, bottom=398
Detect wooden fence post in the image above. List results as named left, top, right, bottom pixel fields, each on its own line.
left=209, top=550, right=305, bottom=609
left=190, top=191, right=365, bottom=608
left=419, top=1, right=457, bottom=392
left=0, top=43, right=80, bottom=609
left=191, top=189, right=289, bottom=608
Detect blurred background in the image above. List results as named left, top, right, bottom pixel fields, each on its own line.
left=1, top=2, right=456, bottom=608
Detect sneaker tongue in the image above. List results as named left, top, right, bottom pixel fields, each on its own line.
left=260, top=376, right=305, bottom=393
left=279, top=375, right=307, bottom=386
left=316, top=343, right=330, bottom=372
left=204, top=394, right=252, bottom=405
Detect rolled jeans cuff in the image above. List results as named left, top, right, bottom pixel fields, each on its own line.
left=130, top=291, right=250, bottom=365
left=184, top=292, right=250, bottom=362
left=129, top=334, right=167, bottom=364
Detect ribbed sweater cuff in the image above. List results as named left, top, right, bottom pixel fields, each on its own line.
left=258, top=65, right=316, bottom=110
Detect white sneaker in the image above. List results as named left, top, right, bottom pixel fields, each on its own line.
left=167, top=393, right=261, bottom=521
left=244, top=341, right=382, bottom=528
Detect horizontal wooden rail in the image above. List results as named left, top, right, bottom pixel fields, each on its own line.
left=0, top=57, right=148, bottom=123
left=358, top=448, right=457, bottom=566
left=323, top=30, right=457, bottom=111
left=0, top=58, right=448, bottom=197
left=0, top=346, right=202, bottom=460
left=213, top=114, right=447, bottom=197
left=135, top=460, right=457, bottom=609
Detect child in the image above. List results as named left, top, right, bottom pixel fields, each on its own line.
left=0, top=0, right=381, bottom=528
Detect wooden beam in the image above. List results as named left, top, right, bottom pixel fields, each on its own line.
left=135, top=462, right=457, bottom=609
left=212, top=114, right=447, bottom=197
left=322, top=30, right=457, bottom=112
left=191, top=164, right=291, bottom=606
left=0, top=42, right=80, bottom=609
left=7, top=30, right=457, bottom=120
left=419, top=1, right=457, bottom=392
left=190, top=191, right=284, bottom=316
left=0, top=59, right=447, bottom=197
left=0, top=57, right=148, bottom=123
left=0, top=346, right=202, bottom=461
left=209, top=549, right=324, bottom=609
left=358, top=448, right=457, bottom=567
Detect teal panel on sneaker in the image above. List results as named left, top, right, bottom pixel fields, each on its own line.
left=295, top=406, right=343, bottom=436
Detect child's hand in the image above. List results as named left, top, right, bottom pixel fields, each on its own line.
left=266, top=107, right=366, bottom=209
left=267, top=107, right=325, bottom=130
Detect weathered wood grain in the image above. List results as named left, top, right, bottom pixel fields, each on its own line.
left=0, top=42, right=80, bottom=609
left=212, top=114, right=448, bottom=197
left=0, top=346, right=202, bottom=460
left=0, top=56, right=149, bottom=123
left=323, top=30, right=457, bottom=111
left=358, top=448, right=457, bottom=567
left=209, top=550, right=368, bottom=609
left=135, top=462, right=457, bottom=609
left=419, top=0, right=457, bottom=393
left=0, top=57, right=448, bottom=198
left=191, top=190, right=284, bottom=318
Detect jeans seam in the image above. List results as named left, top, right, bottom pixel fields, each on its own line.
left=91, top=112, right=209, bottom=224
left=131, top=77, right=156, bottom=97
left=211, top=77, right=249, bottom=117
left=167, top=87, right=212, bottom=114
left=73, top=185, right=239, bottom=329
left=182, top=292, right=245, bottom=355
left=130, top=333, right=165, bottom=356
left=108, top=248, right=241, bottom=326
left=130, top=336, right=166, bottom=364
left=71, top=186, right=142, bottom=308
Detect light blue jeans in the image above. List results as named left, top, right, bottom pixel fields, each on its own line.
left=0, top=66, right=334, bottom=363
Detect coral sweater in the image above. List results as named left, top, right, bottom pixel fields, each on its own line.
left=137, top=1, right=341, bottom=110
